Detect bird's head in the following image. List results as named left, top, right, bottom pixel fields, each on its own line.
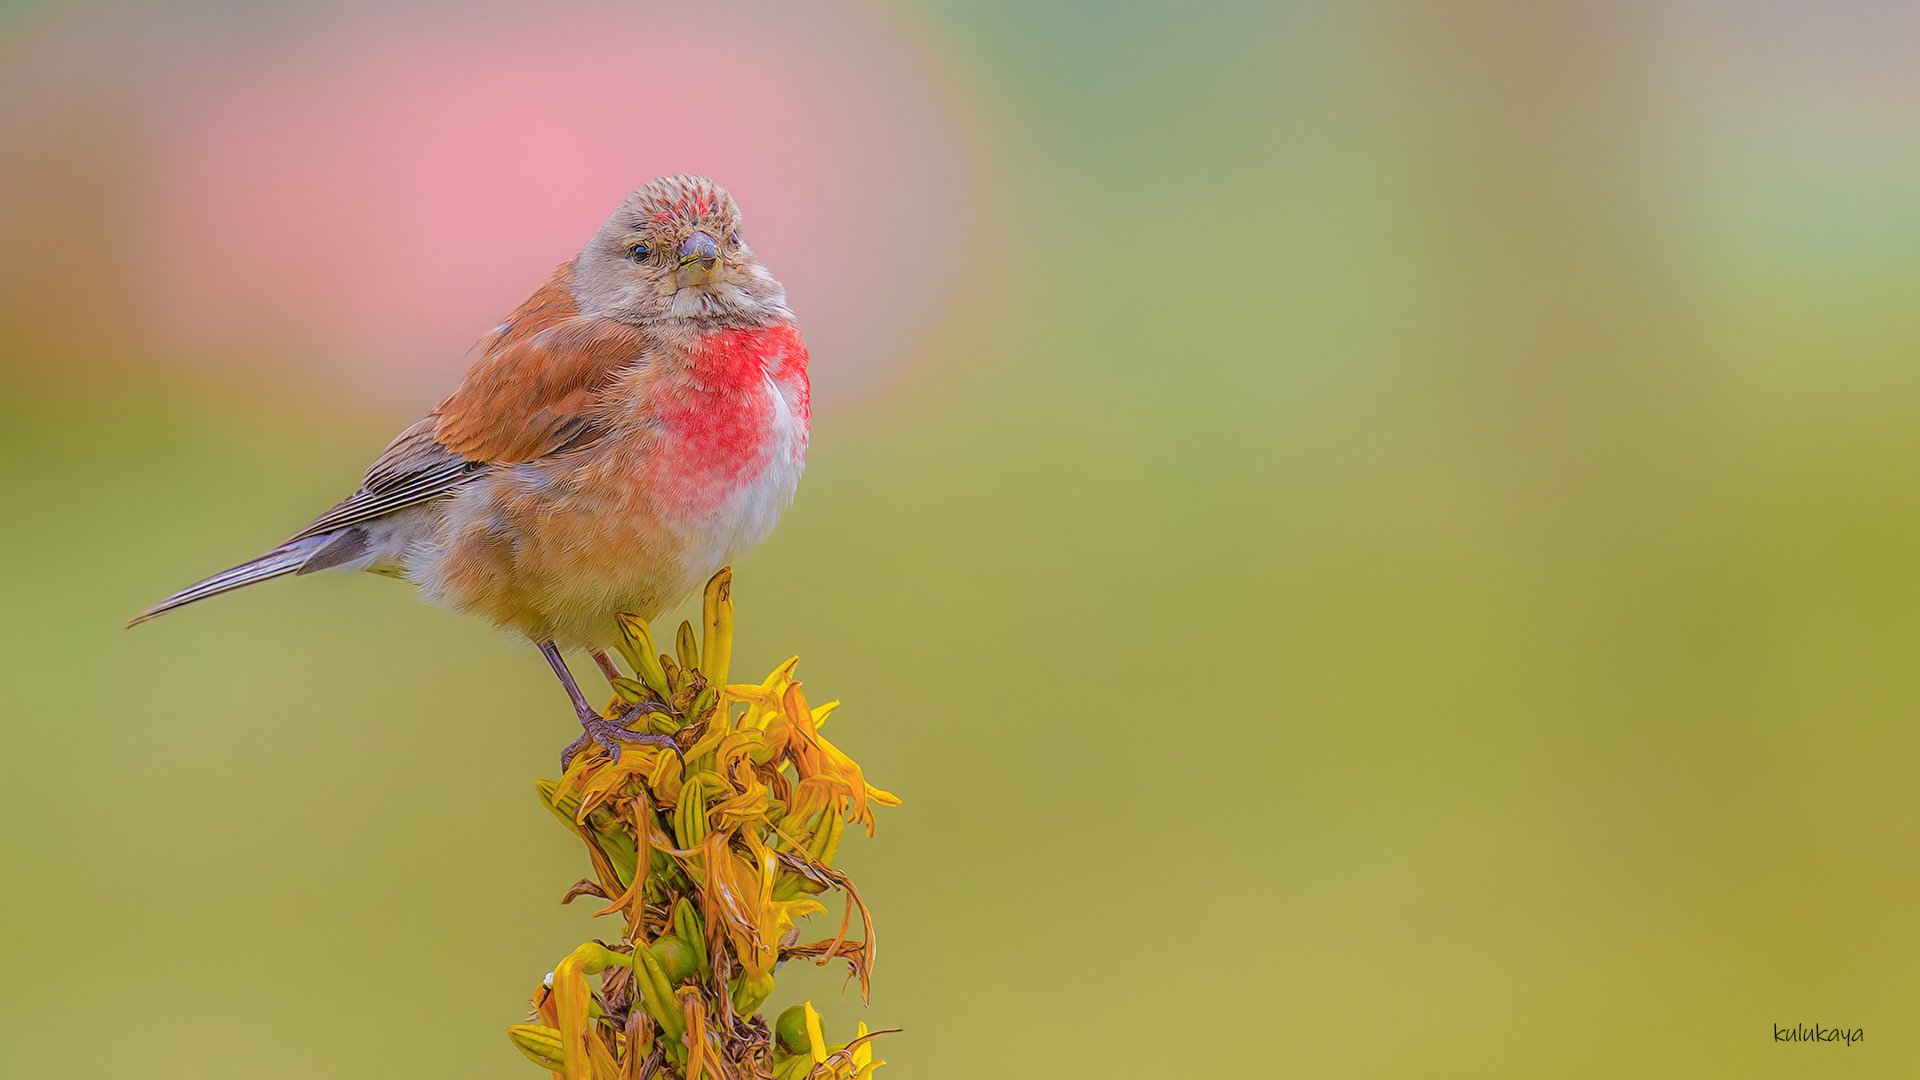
left=574, top=175, right=791, bottom=326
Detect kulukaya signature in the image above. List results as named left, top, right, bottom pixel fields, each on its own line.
left=1774, top=1023, right=1863, bottom=1045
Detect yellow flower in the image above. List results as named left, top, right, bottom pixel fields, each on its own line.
left=507, top=569, right=897, bottom=1078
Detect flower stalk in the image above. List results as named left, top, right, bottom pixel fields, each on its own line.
left=509, top=568, right=897, bottom=1079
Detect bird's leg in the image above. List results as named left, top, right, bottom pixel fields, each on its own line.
left=539, top=640, right=597, bottom=718
left=539, top=640, right=677, bottom=769
left=590, top=649, right=624, bottom=686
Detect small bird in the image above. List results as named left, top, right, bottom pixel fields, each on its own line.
left=131, top=175, right=810, bottom=766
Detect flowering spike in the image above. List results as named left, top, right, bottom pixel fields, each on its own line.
left=678, top=986, right=710, bottom=1080
left=631, top=943, right=686, bottom=1042
left=507, top=1023, right=568, bottom=1072
left=803, top=1001, right=827, bottom=1065
left=675, top=620, right=700, bottom=676
left=551, top=943, right=632, bottom=1080
left=590, top=796, right=651, bottom=925
left=854, top=1022, right=872, bottom=1068
left=609, top=676, right=652, bottom=705
left=674, top=777, right=709, bottom=852
left=807, top=806, right=845, bottom=865
left=671, top=896, right=710, bottom=976
left=510, top=576, right=896, bottom=1076
left=811, top=700, right=840, bottom=728
left=700, top=567, right=734, bottom=692
left=614, top=614, right=671, bottom=701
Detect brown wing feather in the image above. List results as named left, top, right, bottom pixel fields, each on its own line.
left=285, top=264, right=644, bottom=543
left=433, top=263, right=647, bottom=464
left=287, top=418, right=481, bottom=541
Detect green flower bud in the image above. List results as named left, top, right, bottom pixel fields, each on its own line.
left=650, top=935, right=701, bottom=985
left=774, top=1005, right=811, bottom=1056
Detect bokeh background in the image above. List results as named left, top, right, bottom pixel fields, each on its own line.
left=3, top=0, right=1919, bottom=1075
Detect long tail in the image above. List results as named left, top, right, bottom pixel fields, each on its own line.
left=127, top=529, right=367, bottom=627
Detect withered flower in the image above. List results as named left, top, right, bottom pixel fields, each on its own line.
left=512, top=569, right=896, bottom=1080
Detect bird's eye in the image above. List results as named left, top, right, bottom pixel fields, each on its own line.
left=730, top=229, right=741, bottom=246
left=628, top=243, right=650, bottom=262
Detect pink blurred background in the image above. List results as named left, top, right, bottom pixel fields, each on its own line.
left=0, top=0, right=980, bottom=416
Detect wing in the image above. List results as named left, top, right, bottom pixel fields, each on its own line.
left=286, top=264, right=647, bottom=541
left=286, top=417, right=484, bottom=541
left=432, top=265, right=648, bottom=464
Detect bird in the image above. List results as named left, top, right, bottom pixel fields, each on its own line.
left=130, top=175, right=810, bottom=767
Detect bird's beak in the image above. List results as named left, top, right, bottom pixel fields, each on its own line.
left=676, top=231, right=723, bottom=288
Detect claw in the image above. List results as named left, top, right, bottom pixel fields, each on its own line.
left=560, top=702, right=683, bottom=770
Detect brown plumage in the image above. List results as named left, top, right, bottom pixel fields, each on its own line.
left=134, top=175, right=811, bottom=766
left=433, top=267, right=644, bottom=463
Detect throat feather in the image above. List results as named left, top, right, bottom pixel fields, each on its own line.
left=654, top=330, right=777, bottom=512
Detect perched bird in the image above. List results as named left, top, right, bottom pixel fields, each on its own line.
left=131, top=175, right=810, bottom=766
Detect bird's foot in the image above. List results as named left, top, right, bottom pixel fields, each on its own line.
left=561, top=702, right=680, bottom=771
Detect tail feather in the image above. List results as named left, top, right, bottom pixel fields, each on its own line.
left=127, top=534, right=333, bottom=627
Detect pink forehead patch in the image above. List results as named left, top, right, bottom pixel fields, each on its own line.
left=0, top=1, right=976, bottom=415
left=654, top=190, right=718, bottom=224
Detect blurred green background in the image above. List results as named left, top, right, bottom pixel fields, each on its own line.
left=6, top=0, right=1920, bottom=1076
